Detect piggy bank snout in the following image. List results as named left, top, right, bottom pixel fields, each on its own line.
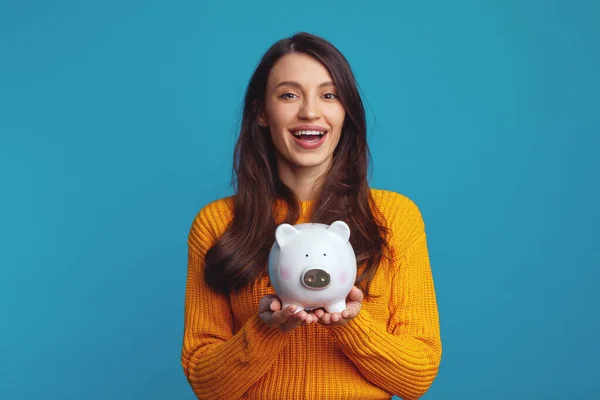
left=302, top=269, right=330, bottom=289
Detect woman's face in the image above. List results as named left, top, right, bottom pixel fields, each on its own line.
left=258, top=53, right=346, bottom=173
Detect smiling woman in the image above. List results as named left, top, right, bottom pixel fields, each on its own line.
left=258, top=54, right=345, bottom=169
left=258, top=52, right=346, bottom=194
left=181, top=32, right=442, bottom=400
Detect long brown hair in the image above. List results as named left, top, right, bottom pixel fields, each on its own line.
left=204, top=32, right=389, bottom=296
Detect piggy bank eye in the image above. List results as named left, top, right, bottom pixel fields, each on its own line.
left=323, top=253, right=327, bottom=256
left=305, top=254, right=308, bottom=257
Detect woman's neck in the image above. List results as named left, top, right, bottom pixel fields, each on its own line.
left=276, top=158, right=330, bottom=201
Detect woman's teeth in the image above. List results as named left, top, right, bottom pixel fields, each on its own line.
left=292, top=130, right=326, bottom=138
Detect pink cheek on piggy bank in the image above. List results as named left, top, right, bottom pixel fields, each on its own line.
left=339, top=271, right=348, bottom=285
left=280, top=267, right=291, bottom=281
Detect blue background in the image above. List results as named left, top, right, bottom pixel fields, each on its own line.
left=1, top=0, right=598, bottom=399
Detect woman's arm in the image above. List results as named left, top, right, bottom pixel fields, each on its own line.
left=323, top=200, right=442, bottom=400
left=181, top=207, right=289, bottom=400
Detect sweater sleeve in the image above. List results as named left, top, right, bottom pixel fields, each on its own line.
left=324, top=198, right=442, bottom=400
left=181, top=205, right=289, bottom=400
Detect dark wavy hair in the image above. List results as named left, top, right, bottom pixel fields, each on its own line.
left=204, top=32, right=389, bottom=296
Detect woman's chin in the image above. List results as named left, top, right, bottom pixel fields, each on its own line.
left=280, top=153, right=332, bottom=171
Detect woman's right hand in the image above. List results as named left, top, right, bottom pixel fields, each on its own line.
left=258, top=295, right=318, bottom=333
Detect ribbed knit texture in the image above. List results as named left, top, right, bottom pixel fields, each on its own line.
left=181, top=188, right=442, bottom=400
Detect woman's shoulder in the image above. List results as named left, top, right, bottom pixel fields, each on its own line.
left=369, top=188, right=423, bottom=220
left=189, top=196, right=235, bottom=239
left=199, top=195, right=235, bottom=218
left=369, top=187, right=426, bottom=246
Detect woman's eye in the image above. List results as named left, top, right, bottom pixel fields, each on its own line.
left=323, top=93, right=338, bottom=100
left=279, top=92, right=298, bottom=100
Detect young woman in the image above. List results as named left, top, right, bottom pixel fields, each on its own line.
left=181, top=32, right=442, bottom=400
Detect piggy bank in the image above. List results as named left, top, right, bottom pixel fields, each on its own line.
left=268, top=220, right=357, bottom=313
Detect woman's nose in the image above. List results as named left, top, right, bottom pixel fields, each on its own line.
left=298, top=99, right=321, bottom=120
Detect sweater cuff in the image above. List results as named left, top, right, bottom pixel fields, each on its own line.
left=241, top=315, right=290, bottom=358
left=322, top=309, right=377, bottom=348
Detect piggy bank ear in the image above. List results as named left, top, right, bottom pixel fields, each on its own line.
left=327, top=221, right=350, bottom=242
left=275, top=224, right=299, bottom=247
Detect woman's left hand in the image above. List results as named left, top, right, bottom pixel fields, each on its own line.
left=314, top=286, right=363, bottom=326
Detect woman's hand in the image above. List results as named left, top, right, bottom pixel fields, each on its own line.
left=258, top=294, right=318, bottom=333
left=314, top=286, right=363, bottom=326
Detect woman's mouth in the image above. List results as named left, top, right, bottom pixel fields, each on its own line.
left=290, top=130, right=328, bottom=149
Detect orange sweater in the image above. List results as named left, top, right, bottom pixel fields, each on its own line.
left=181, top=189, right=442, bottom=400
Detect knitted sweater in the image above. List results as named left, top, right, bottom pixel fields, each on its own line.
left=181, top=188, right=442, bottom=400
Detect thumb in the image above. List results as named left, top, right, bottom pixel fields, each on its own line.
left=258, top=295, right=277, bottom=313
left=348, top=286, right=363, bottom=302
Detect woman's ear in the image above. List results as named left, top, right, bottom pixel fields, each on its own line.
left=257, top=113, right=267, bottom=127
left=253, top=100, right=268, bottom=127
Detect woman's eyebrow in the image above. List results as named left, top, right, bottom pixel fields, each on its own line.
left=274, top=80, right=335, bottom=89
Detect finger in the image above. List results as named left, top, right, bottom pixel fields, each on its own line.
left=308, top=313, right=319, bottom=323
left=292, top=310, right=308, bottom=322
left=282, top=312, right=306, bottom=331
left=342, top=305, right=359, bottom=319
left=270, top=297, right=282, bottom=312
left=348, top=286, right=363, bottom=302
left=320, top=313, right=331, bottom=324
left=258, top=295, right=277, bottom=313
left=331, top=312, right=342, bottom=322
left=313, top=309, right=325, bottom=318
left=274, top=305, right=298, bottom=324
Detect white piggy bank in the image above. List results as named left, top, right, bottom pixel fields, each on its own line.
left=268, top=221, right=357, bottom=313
